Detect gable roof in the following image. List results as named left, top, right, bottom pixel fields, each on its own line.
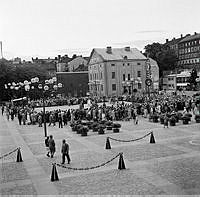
left=93, top=48, right=147, bottom=61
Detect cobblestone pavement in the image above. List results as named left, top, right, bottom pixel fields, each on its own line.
left=1, top=109, right=200, bottom=195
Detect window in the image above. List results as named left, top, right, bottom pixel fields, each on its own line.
left=123, top=63, right=125, bottom=66
left=90, top=74, right=92, bottom=80
left=137, top=71, right=141, bottom=77
left=123, top=74, right=125, bottom=81
left=112, top=72, right=115, bottom=79
left=127, top=63, right=130, bottom=66
left=112, top=84, right=116, bottom=91
left=128, top=74, right=130, bottom=80
left=101, top=85, right=103, bottom=91
left=100, top=72, right=103, bottom=79
left=111, top=63, right=115, bottom=66
left=137, top=62, right=141, bottom=65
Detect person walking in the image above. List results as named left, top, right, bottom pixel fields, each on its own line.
left=61, top=139, right=71, bottom=164
left=45, top=136, right=50, bottom=157
left=58, top=113, right=63, bottom=128
left=48, top=135, right=56, bottom=158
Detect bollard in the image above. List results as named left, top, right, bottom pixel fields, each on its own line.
left=16, top=148, right=23, bottom=162
left=105, top=137, right=111, bottom=149
left=150, top=132, right=156, bottom=143
left=118, top=153, right=126, bottom=170
left=51, top=163, right=59, bottom=182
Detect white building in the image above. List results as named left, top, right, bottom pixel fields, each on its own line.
left=88, top=46, right=159, bottom=97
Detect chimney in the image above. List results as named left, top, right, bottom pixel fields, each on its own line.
left=173, top=37, right=175, bottom=40
left=181, top=34, right=183, bottom=38
left=106, top=46, right=112, bottom=54
left=125, top=46, right=130, bottom=51
left=194, top=32, right=197, bottom=35
left=58, top=55, right=61, bottom=59
left=166, top=39, right=168, bottom=43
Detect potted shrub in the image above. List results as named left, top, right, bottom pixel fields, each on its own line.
left=98, top=124, right=106, bottom=134
left=91, top=122, right=99, bottom=132
left=112, top=123, right=121, bottom=133
left=76, top=124, right=83, bottom=134
left=80, top=126, right=89, bottom=136
left=106, top=121, right=113, bottom=130
left=181, top=116, right=190, bottom=124
left=195, top=114, right=200, bottom=123
left=184, top=113, right=192, bottom=121
left=169, top=116, right=176, bottom=126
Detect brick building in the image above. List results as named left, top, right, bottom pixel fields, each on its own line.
left=56, top=71, right=89, bottom=97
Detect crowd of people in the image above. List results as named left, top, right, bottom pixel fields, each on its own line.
left=1, top=91, right=200, bottom=163
left=1, top=92, right=200, bottom=128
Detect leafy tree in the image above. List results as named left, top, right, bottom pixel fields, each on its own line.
left=188, top=68, right=198, bottom=90
left=0, top=60, right=50, bottom=101
left=144, top=43, right=178, bottom=77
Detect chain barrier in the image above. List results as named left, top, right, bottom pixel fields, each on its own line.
left=0, top=147, right=19, bottom=160
left=55, top=153, right=121, bottom=170
left=108, top=132, right=152, bottom=143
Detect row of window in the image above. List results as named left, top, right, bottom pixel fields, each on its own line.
left=179, top=53, right=200, bottom=60
left=179, top=46, right=200, bottom=54
left=179, top=58, right=200, bottom=65
left=179, top=40, right=200, bottom=48
left=90, top=71, right=142, bottom=81
left=111, top=62, right=141, bottom=67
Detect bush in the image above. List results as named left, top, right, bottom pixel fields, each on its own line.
left=80, top=126, right=89, bottom=136
left=113, top=123, right=121, bottom=128
left=195, top=115, right=200, bottom=123
left=98, top=124, right=105, bottom=134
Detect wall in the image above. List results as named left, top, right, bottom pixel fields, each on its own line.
left=56, top=72, right=89, bottom=97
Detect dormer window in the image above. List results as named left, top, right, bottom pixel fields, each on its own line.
left=124, top=56, right=128, bottom=60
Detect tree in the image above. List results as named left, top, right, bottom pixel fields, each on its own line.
left=0, top=61, right=50, bottom=101
left=144, top=43, right=178, bottom=77
left=188, top=68, right=198, bottom=91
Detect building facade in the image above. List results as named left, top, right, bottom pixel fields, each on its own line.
left=178, top=33, right=200, bottom=71
left=56, top=71, right=89, bottom=97
left=88, top=47, right=159, bottom=97
left=162, top=71, right=192, bottom=91
left=164, top=32, right=200, bottom=71
left=68, top=56, right=88, bottom=72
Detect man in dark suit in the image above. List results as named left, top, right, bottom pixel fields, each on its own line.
left=61, top=139, right=71, bottom=164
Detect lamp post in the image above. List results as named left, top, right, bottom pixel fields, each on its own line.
left=4, top=77, right=62, bottom=137
left=35, top=77, right=62, bottom=137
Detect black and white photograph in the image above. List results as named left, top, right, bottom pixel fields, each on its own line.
left=0, top=0, right=200, bottom=195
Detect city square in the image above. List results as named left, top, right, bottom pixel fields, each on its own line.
left=1, top=103, right=200, bottom=195
left=1, top=0, right=200, bottom=196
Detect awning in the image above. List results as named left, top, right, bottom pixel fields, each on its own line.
left=177, top=83, right=188, bottom=86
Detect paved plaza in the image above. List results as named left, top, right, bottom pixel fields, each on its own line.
left=1, top=107, right=200, bottom=195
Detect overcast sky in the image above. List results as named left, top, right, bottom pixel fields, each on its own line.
left=1, top=0, right=200, bottom=60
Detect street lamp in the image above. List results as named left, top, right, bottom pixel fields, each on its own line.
left=35, top=77, right=62, bottom=137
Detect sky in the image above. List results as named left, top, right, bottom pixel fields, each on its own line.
left=1, top=0, right=200, bottom=60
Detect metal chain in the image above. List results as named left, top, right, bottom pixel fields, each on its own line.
left=108, top=132, right=152, bottom=142
left=55, top=153, right=121, bottom=171
left=0, top=147, right=19, bottom=160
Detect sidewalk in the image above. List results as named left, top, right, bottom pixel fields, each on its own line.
left=1, top=113, right=200, bottom=195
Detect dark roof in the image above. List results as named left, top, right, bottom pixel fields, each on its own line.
left=179, top=33, right=200, bottom=43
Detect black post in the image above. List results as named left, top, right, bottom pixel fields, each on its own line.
left=42, top=94, right=47, bottom=137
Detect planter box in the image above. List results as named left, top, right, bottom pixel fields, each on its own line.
left=182, top=119, right=189, bottom=124
left=195, top=119, right=200, bottom=123
left=113, top=128, right=119, bottom=133
left=153, top=118, right=159, bottom=123
left=170, top=121, right=176, bottom=126
left=81, top=132, right=87, bottom=136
